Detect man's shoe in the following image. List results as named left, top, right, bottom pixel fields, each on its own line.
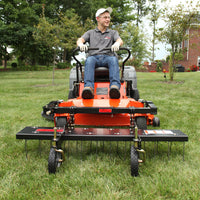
left=109, top=85, right=120, bottom=99
left=82, top=87, right=94, bottom=99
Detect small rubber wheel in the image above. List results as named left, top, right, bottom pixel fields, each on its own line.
left=131, top=146, right=139, bottom=177
left=136, top=117, right=147, bottom=129
left=48, top=147, right=57, bottom=174
left=48, top=148, right=62, bottom=174
left=153, top=117, right=160, bottom=127
left=56, top=117, right=67, bottom=128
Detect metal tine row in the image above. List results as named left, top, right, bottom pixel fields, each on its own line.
left=24, top=140, right=185, bottom=161
left=62, top=140, right=133, bottom=161
left=143, top=141, right=186, bottom=161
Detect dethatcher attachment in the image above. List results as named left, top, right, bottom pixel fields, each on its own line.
left=16, top=48, right=188, bottom=176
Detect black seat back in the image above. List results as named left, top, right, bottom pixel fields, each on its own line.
left=94, top=67, right=109, bottom=81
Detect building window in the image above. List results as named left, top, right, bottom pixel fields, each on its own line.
left=198, top=56, right=200, bottom=67
left=184, top=29, right=189, bottom=48
left=184, top=39, right=189, bottom=48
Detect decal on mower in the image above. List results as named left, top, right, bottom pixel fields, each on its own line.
left=36, top=129, right=64, bottom=133
left=144, top=130, right=174, bottom=135
left=99, top=108, right=112, bottom=113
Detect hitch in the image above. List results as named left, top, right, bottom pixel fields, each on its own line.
left=134, top=127, right=146, bottom=163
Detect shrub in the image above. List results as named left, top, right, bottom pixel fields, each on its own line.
left=156, top=61, right=163, bottom=72
left=11, top=62, right=17, bottom=68
left=186, top=68, right=191, bottom=72
left=189, top=65, right=199, bottom=71
left=56, top=62, right=70, bottom=69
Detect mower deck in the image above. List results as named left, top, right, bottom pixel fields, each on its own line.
left=16, top=127, right=188, bottom=142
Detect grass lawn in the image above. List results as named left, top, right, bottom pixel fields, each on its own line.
left=0, top=70, right=200, bottom=200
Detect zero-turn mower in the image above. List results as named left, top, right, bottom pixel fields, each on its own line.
left=16, top=47, right=188, bottom=176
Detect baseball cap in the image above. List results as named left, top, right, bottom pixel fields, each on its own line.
left=95, top=7, right=112, bottom=18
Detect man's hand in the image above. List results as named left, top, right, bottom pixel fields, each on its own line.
left=111, top=41, right=120, bottom=52
left=78, top=43, right=88, bottom=52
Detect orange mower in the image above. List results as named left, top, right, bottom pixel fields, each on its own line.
left=16, top=47, right=188, bottom=176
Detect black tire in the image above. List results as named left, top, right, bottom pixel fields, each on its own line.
left=56, top=117, right=67, bottom=128
left=48, top=148, right=57, bottom=174
left=153, top=117, right=160, bottom=127
left=131, top=89, right=140, bottom=101
left=136, top=117, right=147, bottom=129
left=48, top=148, right=62, bottom=174
left=68, top=90, right=75, bottom=99
left=131, top=146, right=139, bottom=176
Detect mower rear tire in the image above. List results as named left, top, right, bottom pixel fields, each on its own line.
left=131, top=146, right=139, bottom=176
left=68, top=90, right=75, bottom=99
left=131, top=89, right=140, bottom=101
left=136, top=117, right=147, bottom=129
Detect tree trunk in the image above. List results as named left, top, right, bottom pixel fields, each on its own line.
left=169, top=56, right=173, bottom=81
left=63, top=48, right=67, bottom=62
left=152, top=20, right=156, bottom=61
left=65, top=49, right=73, bottom=63
left=3, top=59, right=7, bottom=69
left=169, top=52, right=175, bottom=81
left=2, top=46, right=8, bottom=69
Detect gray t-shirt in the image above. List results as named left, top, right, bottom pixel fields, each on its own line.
left=81, top=27, right=120, bottom=56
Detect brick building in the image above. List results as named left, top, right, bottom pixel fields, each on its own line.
left=179, top=23, right=200, bottom=69
left=144, top=18, right=200, bottom=72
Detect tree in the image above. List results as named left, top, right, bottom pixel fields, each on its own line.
left=148, top=0, right=164, bottom=61
left=159, top=2, right=200, bottom=80
left=132, top=0, right=149, bottom=27
left=34, top=7, right=85, bottom=63
left=0, top=0, right=43, bottom=67
left=57, top=10, right=86, bottom=62
left=121, top=22, right=150, bottom=67
left=61, top=0, right=135, bottom=25
left=1, top=0, right=135, bottom=68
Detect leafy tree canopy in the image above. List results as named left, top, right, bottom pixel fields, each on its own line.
left=121, top=22, right=150, bottom=67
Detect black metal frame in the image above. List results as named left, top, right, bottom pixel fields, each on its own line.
left=53, top=101, right=157, bottom=115
left=16, top=127, right=188, bottom=142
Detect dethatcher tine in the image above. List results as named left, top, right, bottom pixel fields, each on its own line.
left=16, top=47, right=188, bottom=176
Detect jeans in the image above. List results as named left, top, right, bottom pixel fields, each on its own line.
left=84, top=55, right=120, bottom=89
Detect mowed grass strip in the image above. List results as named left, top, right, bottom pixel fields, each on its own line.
left=0, top=70, right=200, bottom=200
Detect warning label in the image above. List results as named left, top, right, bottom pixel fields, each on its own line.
left=144, top=130, right=174, bottom=135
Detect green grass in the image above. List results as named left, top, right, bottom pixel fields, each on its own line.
left=0, top=70, right=200, bottom=200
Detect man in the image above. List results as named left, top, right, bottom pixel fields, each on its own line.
left=76, top=7, right=123, bottom=99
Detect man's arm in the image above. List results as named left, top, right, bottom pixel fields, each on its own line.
left=111, top=37, right=123, bottom=52
left=76, top=37, right=88, bottom=52
left=76, top=37, right=85, bottom=46
left=116, top=38, right=123, bottom=46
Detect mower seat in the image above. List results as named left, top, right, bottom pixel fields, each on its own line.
left=94, top=67, right=109, bottom=81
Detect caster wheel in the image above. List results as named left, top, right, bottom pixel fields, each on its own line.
left=131, top=146, right=139, bottom=177
left=48, top=147, right=62, bottom=174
